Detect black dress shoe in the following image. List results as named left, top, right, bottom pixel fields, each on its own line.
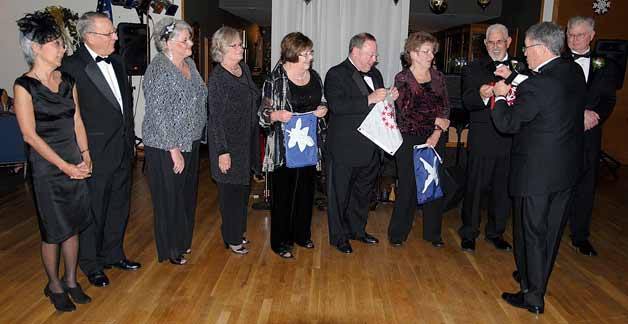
left=431, top=239, right=445, bottom=248
left=352, top=233, right=379, bottom=245
left=571, top=240, right=598, bottom=256
left=296, top=239, right=315, bottom=249
left=486, top=237, right=512, bottom=251
left=44, top=285, right=76, bottom=312
left=389, top=238, right=403, bottom=247
left=87, top=271, right=109, bottom=287
left=335, top=241, right=353, bottom=254
left=105, top=259, right=142, bottom=271
left=501, top=291, right=544, bottom=314
left=461, top=239, right=475, bottom=252
left=512, top=270, right=521, bottom=284
left=61, top=282, right=92, bottom=304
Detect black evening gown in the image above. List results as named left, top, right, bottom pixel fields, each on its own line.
left=14, top=73, right=91, bottom=244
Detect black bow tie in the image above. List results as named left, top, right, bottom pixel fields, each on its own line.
left=95, top=56, right=111, bottom=64
left=572, top=52, right=590, bottom=60
left=358, top=70, right=371, bottom=78
left=493, top=60, right=509, bottom=67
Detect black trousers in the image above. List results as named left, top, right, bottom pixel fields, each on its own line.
left=569, top=132, right=600, bottom=242
left=512, top=188, right=574, bottom=307
left=459, top=153, right=511, bottom=240
left=217, top=182, right=250, bottom=246
left=145, top=142, right=200, bottom=262
left=388, top=134, right=445, bottom=242
left=326, top=151, right=380, bottom=245
left=79, top=157, right=132, bottom=275
left=270, top=165, right=316, bottom=252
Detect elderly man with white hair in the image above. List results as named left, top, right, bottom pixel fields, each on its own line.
left=562, top=16, right=619, bottom=257
left=458, top=23, right=520, bottom=253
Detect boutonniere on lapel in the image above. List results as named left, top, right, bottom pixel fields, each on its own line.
left=510, top=59, right=526, bottom=74
left=591, top=57, right=606, bottom=71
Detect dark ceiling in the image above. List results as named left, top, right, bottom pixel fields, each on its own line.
left=218, top=0, right=502, bottom=32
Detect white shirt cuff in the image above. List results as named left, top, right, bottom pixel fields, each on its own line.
left=512, top=74, right=528, bottom=86
left=494, top=96, right=506, bottom=102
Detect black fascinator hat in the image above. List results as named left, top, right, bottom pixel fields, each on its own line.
left=17, top=11, right=62, bottom=44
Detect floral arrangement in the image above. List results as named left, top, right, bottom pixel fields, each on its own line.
left=44, top=6, right=80, bottom=55
left=592, top=57, right=606, bottom=71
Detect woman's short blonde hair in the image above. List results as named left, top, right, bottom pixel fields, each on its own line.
left=403, top=31, right=439, bottom=63
left=211, top=26, right=241, bottom=62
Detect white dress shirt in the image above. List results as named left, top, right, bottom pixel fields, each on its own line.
left=85, top=44, right=124, bottom=113
left=572, top=48, right=591, bottom=82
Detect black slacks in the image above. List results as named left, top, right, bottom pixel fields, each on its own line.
left=217, top=182, right=250, bottom=246
left=388, top=134, right=445, bottom=242
left=512, top=188, right=574, bottom=308
left=459, top=153, right=511, bottom=240
left=271, top=165, right=316, bottom=252
left=326, top=150, right=380, bottom=245
left=79, top=157, right=132, bottom=275
left=145, top=141, right=200, bottom=262
left=569, top=131, right=601, bottom=242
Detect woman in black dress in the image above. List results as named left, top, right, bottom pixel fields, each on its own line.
left=258, top=32, right=328, bottom=259
left=207, top=26, right=261, bottom=255
left=13, top=12, right=92, bottom=312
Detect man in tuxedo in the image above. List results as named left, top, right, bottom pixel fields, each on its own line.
left=458, top=24, right=516, bottom=252
left=564, top=16, right=618, bottom=256
left=491, top=22, right=586, bottom=314
left=61, top=12, right=140, bottom=287
left=324, top=33, right=399, bottom=254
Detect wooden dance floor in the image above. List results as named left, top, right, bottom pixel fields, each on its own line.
left=1, top=158, right=627, bottom=323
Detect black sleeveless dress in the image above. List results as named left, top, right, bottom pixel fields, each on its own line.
left=14, top=72, right=91, bottom=244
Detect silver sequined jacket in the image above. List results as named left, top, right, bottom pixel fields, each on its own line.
left=142, top=53, right=207, bottom=152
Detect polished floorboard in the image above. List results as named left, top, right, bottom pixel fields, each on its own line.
left=0, top=159, right=627, bottom=324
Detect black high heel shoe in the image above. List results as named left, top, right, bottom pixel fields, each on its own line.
left=169, top=255, right=187, bottom=265
left=296, top=240, right=315, bottom=249
left=44, top=285, right=76, bottom=312
left=61, top=282, right=91, bottom=304
left=224, top=242, right=249, bottom=255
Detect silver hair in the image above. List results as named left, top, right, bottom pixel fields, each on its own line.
left=567, top=16, right=595, bottom=32
left=18, top=33, right=35, bottom=66
left=211, top=26, right=240, bottom=62
left=77, top=11, right=110, bottom=39
left=486, top=24, right=509, bottom=39
left=525, top=22, right=565, bottom=55
left=152, top=17, right=193, bottom=53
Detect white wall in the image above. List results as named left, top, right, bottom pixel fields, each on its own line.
left=0, top=0, right=181, bottom=138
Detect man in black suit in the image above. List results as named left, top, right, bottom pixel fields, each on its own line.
left=564, top=16, right=618, bottom=257
left=491, top=22, right=586, bottom=314
left=324, top=33, right=399, bottom=254
left=459, top=24, right=517, bottom=252
left=61, top=12, right=140, bottom=287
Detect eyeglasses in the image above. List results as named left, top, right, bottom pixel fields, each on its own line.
left=567, top=32, right=589, bottom=40
left=87, top=29, right=117, bottom=38
left=416, top=49, right=436, bottom=56
left=522, top=43, right=544, bottom=53
left=485, top=39, right=507, bottom=47
left=298, top=50, right=315, bottom=57
left=228, top=43, right=244, bottom=49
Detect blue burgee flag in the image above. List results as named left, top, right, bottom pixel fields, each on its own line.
left=97, top=0, right=113, bottom=21
left=283, top=112, right=318, bottom=168
left=413, top=144, right=444, bottom=205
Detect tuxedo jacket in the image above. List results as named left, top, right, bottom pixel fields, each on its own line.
left=461, top=56, right=516, bottom=156
left=491, top=58, right=586, bottom=196
left=324, top=58, right=384, bottom=166
left=61, top=44, right=135, bottom=175
left=562, top=52, right=619, bottom=165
